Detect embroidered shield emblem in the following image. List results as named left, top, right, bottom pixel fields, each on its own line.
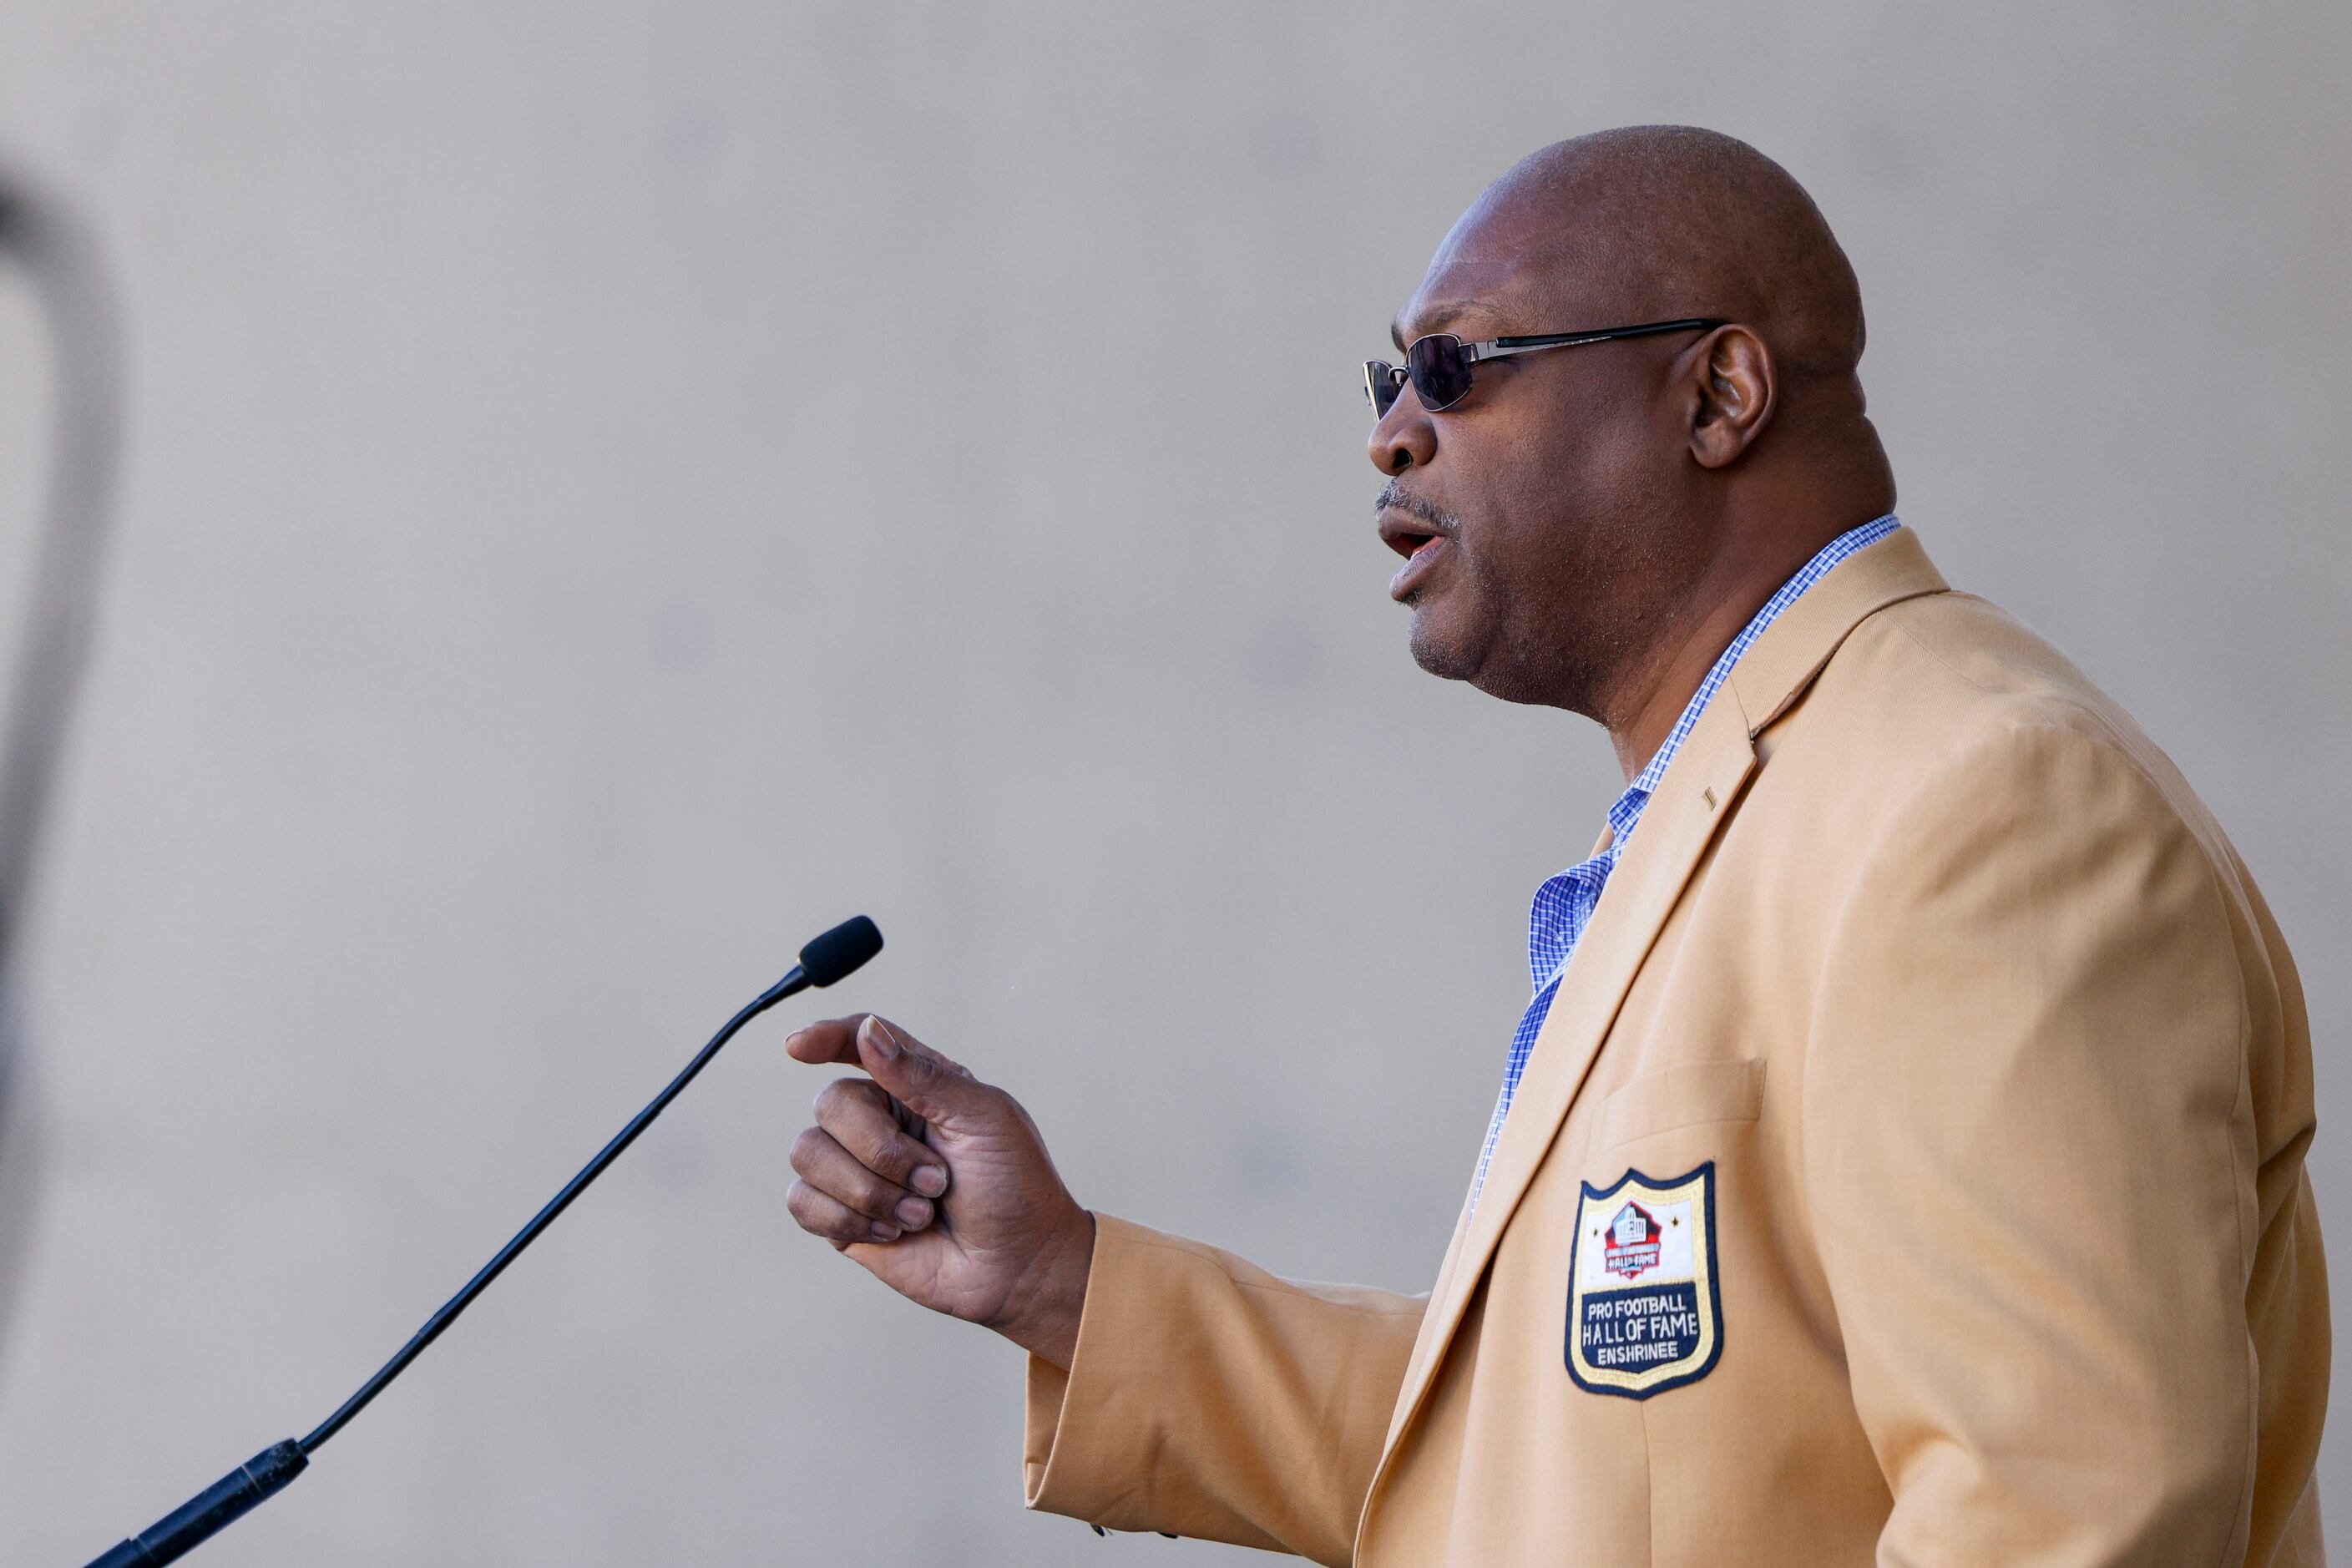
left=1566, top=1162, right=1722, bottom=1399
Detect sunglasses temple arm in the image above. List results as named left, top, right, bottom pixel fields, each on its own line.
left=1479, top=319, right=1722, bottom=360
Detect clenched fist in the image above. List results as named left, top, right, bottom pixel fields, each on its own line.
left=782, top=1014, right=1095, bottom=1369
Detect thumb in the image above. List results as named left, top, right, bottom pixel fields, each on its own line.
left=854, top=1015, right=987, bottom=1125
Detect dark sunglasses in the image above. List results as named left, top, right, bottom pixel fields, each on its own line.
left=1363, top=317, right=1723, bottom=419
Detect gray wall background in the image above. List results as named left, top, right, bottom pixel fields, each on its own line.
left=0, top=4, right=2344, bottom=1562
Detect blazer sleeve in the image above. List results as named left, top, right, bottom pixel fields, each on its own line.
left=1023, top=1212, right=1426, bottom=1565
left=1802, top=724, right=2293, bottom=1565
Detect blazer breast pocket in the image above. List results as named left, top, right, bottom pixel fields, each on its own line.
left=1592, top=1059, right=1767, bottom=1156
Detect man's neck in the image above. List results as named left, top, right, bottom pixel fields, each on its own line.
left=1599, top=525, right=1845, bottom=782
left=1604, top=613, right=1753, bottom=784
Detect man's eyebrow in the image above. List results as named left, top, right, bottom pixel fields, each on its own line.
left=1389, top=300, right=1493, bottom=352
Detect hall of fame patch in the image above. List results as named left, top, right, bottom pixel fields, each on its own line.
left=1565, top=1162, right=1722, bottom=1399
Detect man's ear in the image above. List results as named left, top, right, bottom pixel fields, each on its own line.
left=1686, top=325, right=1776, bottom=469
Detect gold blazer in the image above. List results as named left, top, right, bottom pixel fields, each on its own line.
left=1022, top=529, right=2328, bottom=1566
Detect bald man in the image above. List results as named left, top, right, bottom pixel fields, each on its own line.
left=782, top=128, right=2329, bottom=1565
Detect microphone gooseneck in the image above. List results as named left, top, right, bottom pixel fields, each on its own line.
left=83, top=914, right=883, bottom=1568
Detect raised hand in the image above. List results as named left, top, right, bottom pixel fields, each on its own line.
left=783, top=1014, right=1095, bottom=1369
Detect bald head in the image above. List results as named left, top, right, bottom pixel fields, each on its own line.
left=1371, top=126, right=1896, bottom=751
left=1444, top=125, right=1868, bottom=389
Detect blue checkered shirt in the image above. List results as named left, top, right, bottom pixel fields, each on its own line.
left=1466, top=514, right=1902, bottom=1211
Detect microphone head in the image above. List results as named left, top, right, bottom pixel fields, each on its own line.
left=798, top=915, right=883, bottom=989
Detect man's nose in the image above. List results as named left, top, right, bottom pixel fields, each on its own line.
left=1368, top=392, right=1437, bottom=475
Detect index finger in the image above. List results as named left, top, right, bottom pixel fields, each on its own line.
left=784, top=1014, right=873, bottom=1065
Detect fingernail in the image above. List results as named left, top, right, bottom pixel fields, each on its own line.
left=895, top=1196, right=933, bottom=1229
left=869, top=1222, right=900, bottom=1242
left=861, top=1016, right=900, bottom=1060
left=910, top=1166, right=948, bottom=1198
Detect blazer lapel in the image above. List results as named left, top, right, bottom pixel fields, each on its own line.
left=1371, top=524, right=1952, bottom=1466
left=1380, top=698, right=1759, bottom=1452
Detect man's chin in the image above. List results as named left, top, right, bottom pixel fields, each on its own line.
left=1410, top=609, right=1573, bottom=709
left=1406, top=608, right=1485, bottom=684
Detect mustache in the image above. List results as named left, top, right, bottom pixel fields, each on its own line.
left=1374, top=480, right=1461, bottom=533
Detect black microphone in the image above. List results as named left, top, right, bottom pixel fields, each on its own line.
left=82, top=914, right=883, bottom=1568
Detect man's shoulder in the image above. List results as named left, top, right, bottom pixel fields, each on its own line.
left=1773, top=588, right=2228, bottom=854
left=1810, top=589, right=2156, bottom=763
left=1834, top=589, right=2142, bottom=745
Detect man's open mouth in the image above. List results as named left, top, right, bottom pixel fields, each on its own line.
left=1378, top=512, right=1449, bottom=560
left=1378, top=507, right=1456, bottom=602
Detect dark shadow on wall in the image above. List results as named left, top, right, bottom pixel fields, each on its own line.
left=0, top=164, right=124, bottom=1347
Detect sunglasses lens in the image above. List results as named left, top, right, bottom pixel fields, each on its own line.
left=1365, top=361, right=1403, bottom=417
left=1408, top=335, right=1472, bottom=411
